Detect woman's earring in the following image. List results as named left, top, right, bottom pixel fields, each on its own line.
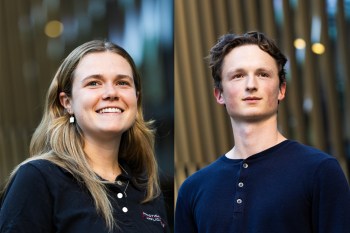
left=69, top=115, right=75, bottom=123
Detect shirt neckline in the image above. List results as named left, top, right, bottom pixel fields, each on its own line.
left=221, top=139, right=292, bottom=163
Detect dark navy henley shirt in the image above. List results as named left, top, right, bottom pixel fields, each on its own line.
left=175, top=140, right=350, bottom=233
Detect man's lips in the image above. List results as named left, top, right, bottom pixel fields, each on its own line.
left=242, top=96, right=262, bottom=101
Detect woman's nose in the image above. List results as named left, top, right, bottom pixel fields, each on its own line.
left=102, top=84, right=119, bottom=100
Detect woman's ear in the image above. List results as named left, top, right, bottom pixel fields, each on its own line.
left=214, top=88, right=225, bottom=105
left=59, top=92, right=73, bottom=113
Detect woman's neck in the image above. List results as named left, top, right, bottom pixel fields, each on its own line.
left=83, top=136, right=122, bottom=182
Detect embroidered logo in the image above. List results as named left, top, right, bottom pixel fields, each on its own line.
left=142, top=211, right=166, bottom=228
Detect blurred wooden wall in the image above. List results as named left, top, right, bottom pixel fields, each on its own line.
left=175, top=0, right=350, bottom=200
left=0, top=0, right=52, bottom=184
left=0, top=0, right=107, bottom=185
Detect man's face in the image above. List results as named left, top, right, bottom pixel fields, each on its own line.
left=214, top=45, right=286, bottom=123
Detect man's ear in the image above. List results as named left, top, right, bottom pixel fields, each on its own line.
left=214, top=88, right=225, bottom=105
left=278, top=81, right=286, bottom=102
left=59, top=92, right=73, bottom=113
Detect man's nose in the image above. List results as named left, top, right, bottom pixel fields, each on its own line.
left=245, top=75, right=258, bottom=91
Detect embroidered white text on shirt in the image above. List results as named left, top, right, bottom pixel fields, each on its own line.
left=142, top=211, right=166, bottom=228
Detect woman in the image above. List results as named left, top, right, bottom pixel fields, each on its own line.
left=0, top=40, right=169, bottom=233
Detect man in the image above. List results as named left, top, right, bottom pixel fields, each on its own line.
left=175, top=31, right=350, bottom=233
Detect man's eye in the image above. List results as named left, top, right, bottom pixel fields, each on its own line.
left=259, top=73, right=269, bottom=78
left=234, top=74, right=244, bottom=79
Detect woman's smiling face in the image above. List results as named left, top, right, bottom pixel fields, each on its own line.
left=60, top=51, right=138, bottom=142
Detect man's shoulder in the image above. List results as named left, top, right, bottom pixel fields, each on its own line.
left=277, top=140, right=342, bottom=174
left=188, top=156, right=225, bottom=177
left=178, top=156, right=227, bottom=192
left=284, top=140, right=333, bottom=160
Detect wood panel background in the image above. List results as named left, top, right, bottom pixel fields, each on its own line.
left=175, top=0, right=350, bottom=200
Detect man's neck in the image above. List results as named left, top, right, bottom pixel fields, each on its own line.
left=226, top=117, right=286, bottom=160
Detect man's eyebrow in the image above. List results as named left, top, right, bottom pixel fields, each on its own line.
left=255, top=68, right=274, bottom=73
left=224, top=68, right=245, bottom=77
left=223, top=67, right=276, bottom=78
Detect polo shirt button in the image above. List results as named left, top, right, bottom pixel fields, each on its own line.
left=122, top=207, right=128, bottom=213
left=116, top=181, right=123, bottom=185
left=238, top=182, right=244, bottom=188
left=117, top=193, right=123, bottom=199
left=243, top=163, right=248, bottom=168
left=237, top=199, right=242, bottom=204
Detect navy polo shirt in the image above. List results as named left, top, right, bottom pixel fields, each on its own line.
left=0, top=159, right=169, bottom=233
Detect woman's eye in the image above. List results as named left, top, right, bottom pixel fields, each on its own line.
left=87, top=81, right=100, bottom=86
left=118, top=81, right=130, bottom=86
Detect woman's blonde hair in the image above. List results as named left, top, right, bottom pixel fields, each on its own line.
left=4, top=40, right=160, bottom=231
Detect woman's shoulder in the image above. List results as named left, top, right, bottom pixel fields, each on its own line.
left=23, top=158, right=56, bottom=168
left=2, top=159, right=62, bottom=201
left=15, top=158, right=73, bottom=185
left=19, top=159, right=62, bottom=175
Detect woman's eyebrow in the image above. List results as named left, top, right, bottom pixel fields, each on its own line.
left=81, top=74, right=133, bottom=83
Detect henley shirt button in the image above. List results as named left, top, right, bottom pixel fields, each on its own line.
left=116, top=181, right=123, bottom=186
left=237, top=199, right=242, bottom=204
left=117, top=193, right=123, bottom=199
left=122, top=207, right=128, bottom=213
left=243, top=163, right=248, bottom=168
left=238, top=182, right=244, bottom=188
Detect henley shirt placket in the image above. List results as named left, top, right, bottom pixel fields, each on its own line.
left=233, top=161, right=249, bottom=213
